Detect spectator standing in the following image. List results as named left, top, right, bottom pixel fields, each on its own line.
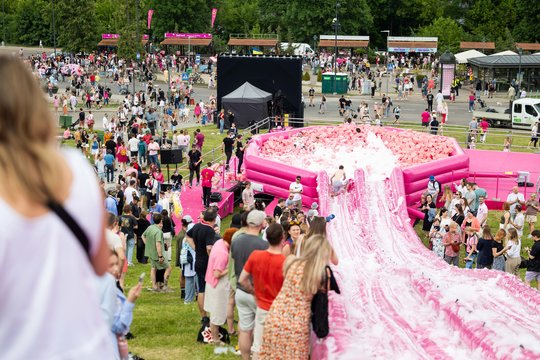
left=426, top=90, right=434, bottom=112
left=505, top=228, right=522, bottom=275
left=119, top=205, right=138, bottom=267
left=222, top=132, right=235, bottom=171
left=204, top=228, right=237, bottom=344
left=289, top=176, right=304, bottom=209
left=477, top=226, right=495, bottom=269
left=442, top=222, right=461, bottom=266
left=186, top=209, right=217, bottom=322
left=525, top=193, right=539, bottom=236
left=492, top=229, right=509, bottom=271
left=242, top=181, right=255, bottom=210
left=421, top=108, right=430, bottom=127
left=426, top=175, right=440, bottom=200
left=238, top=224, right=286, bottom=359
left=506, top=186, right=525, bottom=219
left=142, top=213, right=168, bottom=291
left=231, top=210, right=269, bottom=360
left=510, top=204, right=525, bottom=239
left=201, top=162, right=215, bottom=208
left=525, top=230, right=540, bottom=289
left=236, top=134, right=245, bottom=174
left=476, top=196, right=489, bottom=227
left=188, top=144, right=203, bottom=187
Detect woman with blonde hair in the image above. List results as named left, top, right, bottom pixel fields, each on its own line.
left=440, top=185, right=453, bottom=210
left=0, top=56, right=114, bottom=357
left=260, top=234, right=338, bottom=359
left=505, top=228, right=522, bottom=275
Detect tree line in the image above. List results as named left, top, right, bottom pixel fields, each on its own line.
left=1, top=0, right=538, bottom=56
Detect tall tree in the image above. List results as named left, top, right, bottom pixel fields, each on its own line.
left=13, top=0, right=51, bottom=47
left=56, top=0, right=99, bottom=52
left=512, top=0, right=540, bottom=42
left=417, top=17, right=466, bottom=53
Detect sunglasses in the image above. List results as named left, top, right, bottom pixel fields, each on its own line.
left=289, top=220, right=301, bottom=226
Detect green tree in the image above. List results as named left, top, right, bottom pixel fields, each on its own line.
left=513, top=0, right=540, bottom=42
left=13, top=0, right=51, bottom=46
left=417, top=17, right=466, bottom=53
left=56, top=0, right=99, bottom=52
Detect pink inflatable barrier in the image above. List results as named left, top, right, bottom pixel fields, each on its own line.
left=245, top=131, right=320, bottom=208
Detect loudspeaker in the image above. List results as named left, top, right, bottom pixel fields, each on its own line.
left=160, top=149, right=183, bottom=164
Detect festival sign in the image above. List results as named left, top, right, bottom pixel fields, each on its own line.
left=164, top=33, right=212, bottom=39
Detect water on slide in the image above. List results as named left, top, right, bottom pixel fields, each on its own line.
left=308, top=132, right=540, bottom=359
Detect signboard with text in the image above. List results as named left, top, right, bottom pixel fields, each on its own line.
left=164, top=33, right=212, bottom=39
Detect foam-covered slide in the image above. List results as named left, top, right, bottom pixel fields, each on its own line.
left=312, top=139, right=540, bottom=359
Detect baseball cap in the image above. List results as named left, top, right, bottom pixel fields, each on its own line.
left=429, top=175, right=435, bottom=181
left=311, top=202, right=319, bottom=209
left=183, top=215, right=193, bottom=223
left=247, top=210, right=266, bottom=226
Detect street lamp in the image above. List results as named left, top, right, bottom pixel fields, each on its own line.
left=52, top=0, right=56, bottom=56
left=381, top=30, right=390, bottom=97
left=331, top=1, right=340, bottom=94
left=517, top=47, right=522, bottom=91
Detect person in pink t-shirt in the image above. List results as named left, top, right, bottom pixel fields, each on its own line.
left=479, top=118, right=489, bottom=143
left=421, top=109, right=430, bottom=127
left=204, top=228, right=237, bottom=344
left=201, top=162, right=215, bottom=207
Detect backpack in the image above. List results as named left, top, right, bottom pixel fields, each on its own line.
left=180, top=241, right=193, bottom=269
left=120, top=147, right=127, bottom=156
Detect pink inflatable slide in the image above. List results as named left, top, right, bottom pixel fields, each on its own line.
left=246, top=126, right=540, bottom=358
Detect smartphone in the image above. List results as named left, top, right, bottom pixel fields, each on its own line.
left=138, top=273, right=146, bottom=284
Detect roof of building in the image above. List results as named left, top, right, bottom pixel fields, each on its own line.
left=227, top=38, right=278, bottom=46
left=460, top=41, right=495, bottom=50
left=469, top=54, right=540, bottom=68
left=160, top=38, right=212, bottom=46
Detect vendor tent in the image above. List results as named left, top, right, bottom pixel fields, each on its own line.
left=221, top=82, right=272, bottom=129
left=489, top=50, right=518, bottom=56
left=455, top=49, right=486, bottom=64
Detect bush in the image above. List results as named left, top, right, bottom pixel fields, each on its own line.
left=302, top=71, right=311, bottom=81
left=317, top=69, right=322, bottom=82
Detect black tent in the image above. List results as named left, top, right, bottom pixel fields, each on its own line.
left=221, top=82, right=272, bottom=129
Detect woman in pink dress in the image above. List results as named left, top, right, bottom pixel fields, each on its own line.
left=116, top=139, right=129, bottom=171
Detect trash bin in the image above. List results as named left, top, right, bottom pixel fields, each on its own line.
left=59, top=115, right=72, bottom=128
left=321, top=72, right=348, bottom=94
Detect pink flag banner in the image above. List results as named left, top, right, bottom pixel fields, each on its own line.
left=102, top=34, right=120, bottom=39
left=147, top=9, right=154, bottom=29
left=164, top=33, right=212, bottom=39
left=211, top=8, right=218, bottom=28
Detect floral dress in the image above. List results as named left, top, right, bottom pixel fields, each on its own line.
left=260, top=262, right=313, bottom=360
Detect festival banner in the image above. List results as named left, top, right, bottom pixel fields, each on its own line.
left=164, top=33, right=212, bottom=39
left=147, top=9, right=154, bottom=29
left=211, top=8, right=218, bottom=28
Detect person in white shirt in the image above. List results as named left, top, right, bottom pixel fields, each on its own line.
left=177, top=129, right=190, bottom=157
left=476, top=196, right=489, bottom=227
left=124, top=179, right=140, bottom=205
left=128, top=134, right=139, bottom=158
left=435, top=90, right=444, bottom=106
left=242, top=181, right=255, bottom=210
left=289, top=175, right=303, bottom=209
left=507, top=186, right=525, bottom=218
left=102, top=113, right=109, bottom=130
left=504, top=227, right=522, bottom=275
left=510, top=204, right=525, bottom=239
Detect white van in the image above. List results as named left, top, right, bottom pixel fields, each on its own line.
left=280, top=43, right=315, bottom=56
left=473, top=98, right=540, bottom=128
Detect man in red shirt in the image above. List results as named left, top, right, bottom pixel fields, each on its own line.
left=239, top=224, right=285, bottom=359
left=421, top=108, right=431, bottom=127
left=200, top=162, right=215, bottom=207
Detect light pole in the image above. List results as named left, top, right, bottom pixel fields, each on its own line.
left=517, top=47, right=522, bottom=91
left=331, top=1, right=340, bottom=94
left=2, top=0, right=6, bottom=47
left=381, top=30, right=390, bottom=97
left=52, top=0, right=56, bottom=56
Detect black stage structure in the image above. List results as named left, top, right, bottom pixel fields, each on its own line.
left=217, top=54, right=304, bottom=127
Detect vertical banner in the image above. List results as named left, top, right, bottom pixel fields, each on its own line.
left=147, top=9, right=154, bottom=29
left=211, top=8, right=218, bottom=28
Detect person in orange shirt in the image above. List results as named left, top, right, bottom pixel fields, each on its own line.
left=239, top=223, right=286, bottom=360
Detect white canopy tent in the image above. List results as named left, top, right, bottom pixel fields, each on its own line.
left=489, top=50, right=518, bottom=56
left=455, top=49, right=486, bottom=64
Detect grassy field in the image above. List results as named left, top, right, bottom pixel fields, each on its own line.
left=59, top=120, right=539, bottom=359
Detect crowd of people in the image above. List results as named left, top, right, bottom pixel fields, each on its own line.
left=420, top=176, right=540, bottom=289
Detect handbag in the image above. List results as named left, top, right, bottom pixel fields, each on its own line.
left=451, top=243, right=460, bottom=253
left=311, top=266, right=340, bottom=339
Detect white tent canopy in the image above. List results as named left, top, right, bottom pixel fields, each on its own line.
left=455, top=50, right=486, bottom=64
left=489, top=50, right=518, bottom=56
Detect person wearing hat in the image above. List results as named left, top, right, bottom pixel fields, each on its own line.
left=430, top=112, right=439, bottom=135
left=231, top=210, right=269, bottom=359
left=426, top=175, right=440, bottom=201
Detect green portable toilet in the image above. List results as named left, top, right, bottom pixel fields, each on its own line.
left=59, top=115, right=73, bottom=128
left=321, top=72, right=348, bottom=94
